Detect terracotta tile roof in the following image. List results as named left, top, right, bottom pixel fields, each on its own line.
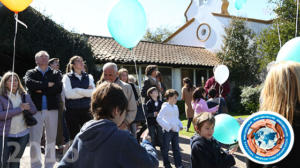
left=87, top=35, right=220, bottom=67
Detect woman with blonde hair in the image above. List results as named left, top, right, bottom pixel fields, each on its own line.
left=247, top=61, right=300, bottom=167
left=0, top=72, right=37, bottom=168
left=62, top=56, right=95, bottom=140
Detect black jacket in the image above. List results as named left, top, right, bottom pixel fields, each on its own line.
left=190, top=134, right=235, bottom=168
left=24, top=67, right=62, bottom=111
left=146, top=99, right=163, bottom=126
left=141, top=77, right=159, bottom=103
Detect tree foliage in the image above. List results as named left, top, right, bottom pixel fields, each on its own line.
left=217, top=19, right=259, bottom=86
left=0, top=7, right=96, bottom=77
left=143, top=27, right=173, bottom=43
left=257, top=0, right=300, bottom=70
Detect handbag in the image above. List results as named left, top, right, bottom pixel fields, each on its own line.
left=22, top=94, right=37, bottom=126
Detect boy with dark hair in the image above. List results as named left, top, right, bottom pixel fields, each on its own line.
left=58, top=83, right=158, bottom=168
left=191, top=112, right=236, bottom=168
left=48, top=58, right=60, bottom=71
left=157, top=89, right=183, bottom=168
left=206, top=88, right=228, bottom=115
left=146, top=87, right=163, bottom=147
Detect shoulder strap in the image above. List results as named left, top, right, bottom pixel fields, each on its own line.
left=129, top=83, right=139, bottom=101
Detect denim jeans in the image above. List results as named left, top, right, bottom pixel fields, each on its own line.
left=0, top=134, right=29, bottom=168
left=161, top=131, right=182, bottom=168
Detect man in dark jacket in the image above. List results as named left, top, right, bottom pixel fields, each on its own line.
left=141, top=65, right=160, bottom=103
left=24, top=50, right=62, bottom=168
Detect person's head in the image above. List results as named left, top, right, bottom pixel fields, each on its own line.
left=145, top=65, right=157, bottom=77
left=66, top=56, right=84, bottom=73
left=103, top=62, right=118, bottom=83
left=193, top=112, right=215, bottom=140
left=90, top=82, right=128, bottom=126
left=156, top=71, right=162, bottom=82
left=118, top=68, right=128, bottom=83
left=208, top=88, right=217, bottom=99
left=183, top=77, right=193, bottom=91
left=128, top=75, right=137, bottom=84
left=260, top=61, right=300, bottom=124
left=48, top=58, right=60, bottom=71
left=192, top=87, right=206, bottom=102
left=165, top=89, right=178, bottom=105
left=35, top=51, right=49, bottom=67
left=147, top=87, right=159, bottom=101
left=0, top=72, right=26, bottom=96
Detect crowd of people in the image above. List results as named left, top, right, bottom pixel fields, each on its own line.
left=0, top=50, right=299, bottom=168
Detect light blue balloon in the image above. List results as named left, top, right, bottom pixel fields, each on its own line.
left=276, top=37, right=300, bottom=63
left=213, top=114, right=240, bottom=144
left=235, top=0, right=247, bottom=10
left=107, top=0, right=147, bottom=49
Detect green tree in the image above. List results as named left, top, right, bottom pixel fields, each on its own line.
left=143, top=27, right=173, bottom=43
left=217, top=18, right=259, bottom=86
left=257, top=0, right=300, bottom=70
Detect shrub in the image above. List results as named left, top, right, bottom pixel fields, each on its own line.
left=240, top=85, right=262, bottom=114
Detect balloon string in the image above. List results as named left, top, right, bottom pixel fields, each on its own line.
left=131, top=47, right=148, bottom=127
left=277, top=22, right=282, bottom=48
left=296, top=0, right=299, bottom=37
left=1, top=13, right=20, bottom=167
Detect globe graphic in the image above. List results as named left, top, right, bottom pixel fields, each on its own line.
left=254, top=127, right=278, bottom=150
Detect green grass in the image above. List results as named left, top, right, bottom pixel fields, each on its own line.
left=179, top=114, right=249, bottom=138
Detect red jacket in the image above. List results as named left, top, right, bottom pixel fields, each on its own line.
left=204, top=77, right=230, bottom=98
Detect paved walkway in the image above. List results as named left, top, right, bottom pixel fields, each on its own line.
left=20, top=135, right=246, bottom=168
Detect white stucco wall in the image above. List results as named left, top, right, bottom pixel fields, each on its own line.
left=172, top=68, right=182, bottom=98
left=167, top=0, right=272, bottom=52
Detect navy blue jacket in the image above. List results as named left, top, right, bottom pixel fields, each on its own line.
left=190, top=134, right=235, bottom=168
left=58, top=119, right=158, bottom=168
left=65, top=72, right=90, bottom=109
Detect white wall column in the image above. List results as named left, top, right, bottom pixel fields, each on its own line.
left=172, top=68, right=182, bottom=99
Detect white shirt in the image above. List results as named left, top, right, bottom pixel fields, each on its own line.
left=8, top=92, right=27, bottom=134
left=62, top=71, right=95, bottom=99
left=156, top=102, right=183, bottom=132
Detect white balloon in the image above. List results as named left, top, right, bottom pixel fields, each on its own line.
left=214, top=65, right=229, bottom=85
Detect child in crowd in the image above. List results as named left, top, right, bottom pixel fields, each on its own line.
left=191, top=112, right=236, bottom=168
left=146, top=87, right=163, bottom=147
left=58, top=83, right=158, bottom=168
left=156, top=89, right=183, bottom=168
left=192, top=87, right=219, bottom=115
left=206, top=88, right=228, bottom=115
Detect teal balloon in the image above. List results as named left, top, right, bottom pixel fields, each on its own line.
left=235, top=0, right=247, bottom=10
left=213, top=114, right=240, bottom=144
left=276, top=37, right=300, bottom=63
left=107, top=0, right=147, bottom=49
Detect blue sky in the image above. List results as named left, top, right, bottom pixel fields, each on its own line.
left=29, top=0, right=276, bottom=37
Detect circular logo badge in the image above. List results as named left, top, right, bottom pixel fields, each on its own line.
left=238, top=111, right=294, bottom=165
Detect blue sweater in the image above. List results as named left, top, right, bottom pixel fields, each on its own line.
left=58, top=119, right=158, bottom=168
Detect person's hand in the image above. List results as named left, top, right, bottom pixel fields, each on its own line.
left=48, top=82, right=55, bottom=87
left=88, top=85, right=93, bottom=89
left=154, top=112, right=158, bottom=117
left=141, top=129, right=151, bottom=143
left=229, top=145, right=238, bottom=155
left=119, top=121, right=129, bottom=130
left=36, top=90, right=42, bottom=93
left=20, top=103, right=30, bottom=111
